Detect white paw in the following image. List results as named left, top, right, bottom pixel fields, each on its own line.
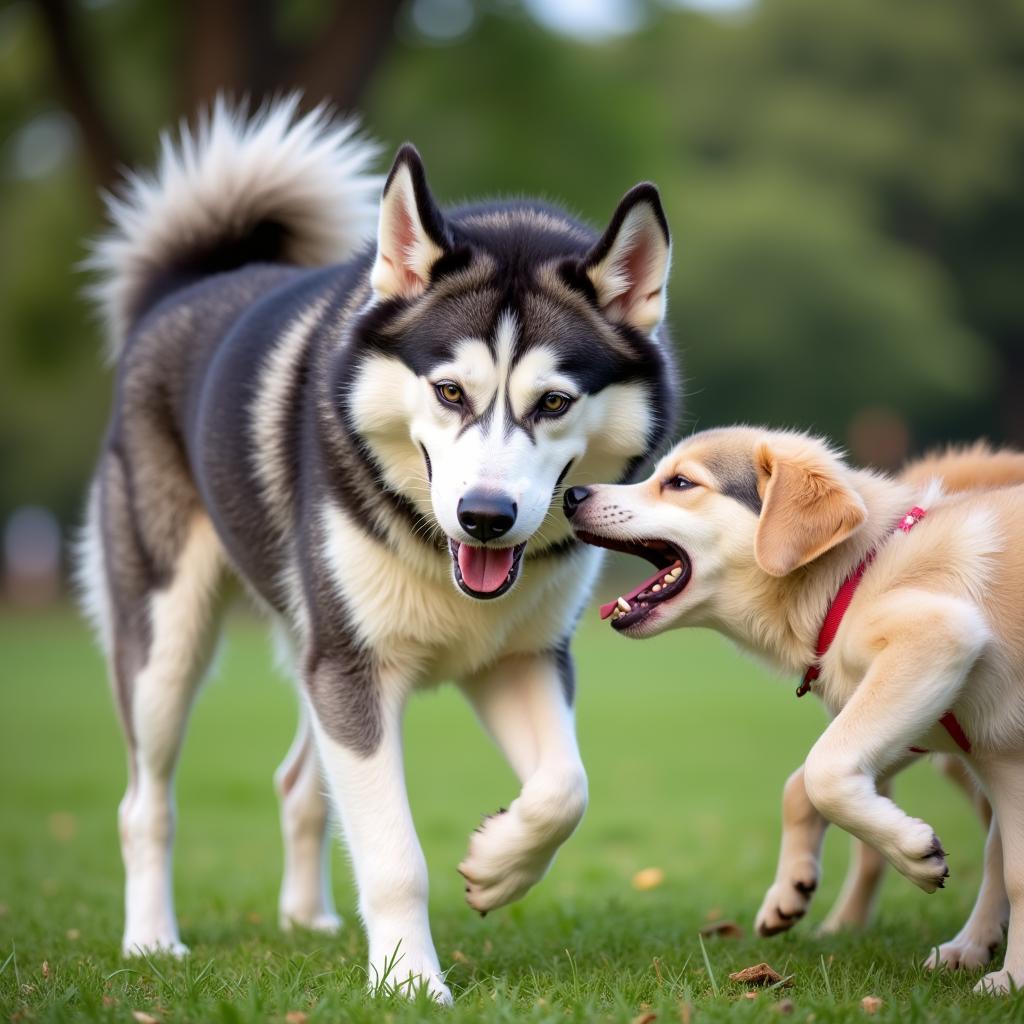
left=122, top=937, right=190, bottom=958
left=279, top=909, right=343, bottom=934
left=755, top=862, right=819, bottom=937
left=924, top=934, right=1000, bottom=972
left=974, top=968, right=1022, bottom=995
left=368, top=950, right=452, bottom=1004
left=458, top=809, right=554, bottom=913
left=886, top=819, right=949, bottom=892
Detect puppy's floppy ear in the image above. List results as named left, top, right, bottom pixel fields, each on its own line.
left=583, top=183, right=671, bottom=334
left=371, top=144, right=450, bottom=301
left=754, top=440, right=867, bottom=577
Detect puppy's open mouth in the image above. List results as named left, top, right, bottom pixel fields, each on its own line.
left=449, top=539, right=527, bottom=600
left=573, top=532, right=692, bottom=630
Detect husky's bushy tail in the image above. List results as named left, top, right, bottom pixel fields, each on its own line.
left=87, top=95, right=381, bottom=360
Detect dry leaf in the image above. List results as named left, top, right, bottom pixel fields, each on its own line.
left=728, top=963, right=792, bottom=988
left=48, top=812, right=77, bottom=843
left=776, top=998, right=795, bottom=1015
left=632, top=867, right=665, bottom=891
left=285, top=1013, right=308, bottom=1024
left=699, top=920, right=744, bottom=940
left=679, top=1000, right=694, bottom=1024
left=631, top=1013, right=657, bottom=1024
left=131, top=1012, right=160, bottom=1024
left=451, top=950, right=469, bottom=964
left=861, top=996, right=883, bottom=1015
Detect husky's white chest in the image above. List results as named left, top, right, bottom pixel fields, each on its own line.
left=319, top=502, right=602, bottom=682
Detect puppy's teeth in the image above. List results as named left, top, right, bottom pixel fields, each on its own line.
left=667, top=568, right=681, bottom=581
left=617, top=597, right=631, bottom=613
left=652, top=584, right=662, bottom=592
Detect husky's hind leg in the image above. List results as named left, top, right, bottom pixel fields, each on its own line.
left=275, top=706, right=341, bottom=933
left=85, top=463, right=226, bottom=956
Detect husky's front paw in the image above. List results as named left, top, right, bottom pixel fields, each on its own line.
left=279, top=908, right=343, bottom=934
left=458, top=808, right=554, bottom=913
left=122, top=936, right=190, bottom=958
left=368, top=949, right=452, bottom=1004
left=889, top=821, right=949, bottom=892
left=755, top=862, right=818, bottom=936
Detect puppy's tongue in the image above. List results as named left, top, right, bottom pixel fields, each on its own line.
left=458, top=544, right=515, bottom=593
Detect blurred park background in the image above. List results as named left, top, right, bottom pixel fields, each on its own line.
left=2, top=0, right=1024, bottom=602
left=2, top=4, right=1024, bottom=1016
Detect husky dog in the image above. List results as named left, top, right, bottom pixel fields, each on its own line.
left=77, top=98, right=676, bottom=1001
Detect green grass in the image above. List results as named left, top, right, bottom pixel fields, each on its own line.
left=1, top=604, right=1021, bottom=1022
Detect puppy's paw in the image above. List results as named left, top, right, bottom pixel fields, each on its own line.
left=890, top=821, right=949, bottom=893
left=924, top=924, right=1003, bottom=972
left=755, top=866, right=818, bottom=937
left=974, top=968, right=1022, bottom=995
left=458, top=808, right=553, bottom=913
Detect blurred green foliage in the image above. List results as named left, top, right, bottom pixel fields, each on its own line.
left=1, top=0, right=1022, bottom=527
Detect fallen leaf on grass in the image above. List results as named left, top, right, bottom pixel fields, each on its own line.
left=632, top=867, right=665, bottom=891
left=861, top=996, right=883, bottom=1015
left=631, top=1013, right=657, bottom=1024
left=131, top=1012, right=160, bottom=1024
left=451, top=949, right=469, bottom=964
left=699, top=920, right=744, bottom=940
left=728, top=963, right=792, bottom=988
left=284, top=1013, right=308, bottom=1024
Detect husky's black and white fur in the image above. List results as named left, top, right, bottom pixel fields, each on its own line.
left=78, top=97, right=676, bottom=1001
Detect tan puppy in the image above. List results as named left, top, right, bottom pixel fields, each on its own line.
left=564, top=428, right=1024, bottom=994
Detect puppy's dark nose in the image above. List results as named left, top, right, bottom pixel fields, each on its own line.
left=563, top=486, right=592, bottom=519
left=458, top=491, right=517, bottom=542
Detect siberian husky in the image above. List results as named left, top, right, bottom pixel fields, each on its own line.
left=77, top=97, right=677, bottom=1001
left=566, top=427, right=1024, bottom=993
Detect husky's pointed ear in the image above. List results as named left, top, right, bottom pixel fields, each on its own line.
left=754, top=440, right=867, bottom=577
left=584, top=183, right=671, bottom=334
left=371, top=144, right=449, bottom=301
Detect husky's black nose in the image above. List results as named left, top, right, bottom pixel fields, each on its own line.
left=458, top=492, right=517, bottom=542
left=562, top=486, right=591, bottom=519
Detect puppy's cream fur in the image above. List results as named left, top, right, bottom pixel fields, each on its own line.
left=570, top=428, right=1024, bottom=994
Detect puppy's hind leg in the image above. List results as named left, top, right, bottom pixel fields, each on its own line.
left=90, top=479, right=226, bottom=958
left=275, top=706, right=341, bottom=933
left=975, top=756, right=1024, bottom=994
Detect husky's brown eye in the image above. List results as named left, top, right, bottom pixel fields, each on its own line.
left=664, top=475, right=696, bottom=491
left=538, top=391, right=573, bottom=417
left=435, top=381, right=464, bottom=407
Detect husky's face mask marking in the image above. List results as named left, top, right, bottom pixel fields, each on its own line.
left=346, top=145, right=675, bottom=600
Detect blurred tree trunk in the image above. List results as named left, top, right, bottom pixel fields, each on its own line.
left=33, top=0, right=127, bottom=191
left=32, top=0, right=404, bottom=193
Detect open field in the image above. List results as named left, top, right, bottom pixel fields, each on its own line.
left=1, top=603, right=1020, bottom=1022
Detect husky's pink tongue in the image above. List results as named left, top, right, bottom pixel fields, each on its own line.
left=458, top=544, right=515, bottom=593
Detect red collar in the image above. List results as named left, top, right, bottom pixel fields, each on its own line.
left=797, top=506, right=971, bottom=755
